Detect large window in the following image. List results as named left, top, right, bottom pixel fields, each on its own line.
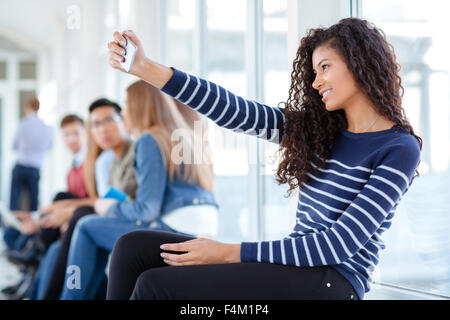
left=165, top=0, right=196, bottom=74
left=164, top=0, right=292, bottom=243
left=0, top=61, right=6, bottom=80
left=361, top=0, right=450, bottom=298
left=261, top=0, right=292, bottom=241
left=205, top=0, right=253, bottom=242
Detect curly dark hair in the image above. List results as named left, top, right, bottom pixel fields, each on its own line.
left=276, top=17, right=423, bottom=196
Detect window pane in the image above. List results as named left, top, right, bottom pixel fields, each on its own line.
left=206, top=0, right=253, bottom=243
left=261, top=0, right=291, bottom=241
left=166, top=0, right=195, bottom=73
left=363, top=0, right=450, bottom=297
left=19, top=90, right=36, bottom=118
left=19, top=61, right=36, bottom=80
left=263, top=0, right=288, bottom=107
left=207, top=0, right=247, bottom=95
left=0, top=61, right=6, bottom=80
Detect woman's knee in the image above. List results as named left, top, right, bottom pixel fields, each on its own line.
left=115, top=229, right=193, bottom=254
left=108, top=232, right=148, bottom=296
left=111, top=230, right=169, bottom=266
left=112, top=230, right=146, bottom=257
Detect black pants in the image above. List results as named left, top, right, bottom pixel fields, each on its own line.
left=107, top=230, right=359, bottom=300
left=38, top=192, right=80, bottom=250
left=42, top=206, right=96, bottom=300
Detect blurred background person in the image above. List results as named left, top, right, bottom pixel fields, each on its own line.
left=11, top=114, right=88, bottom=251
left=2, top=114, right=88, bottom=299
left=59, top=81, right=218, bottom=300
left=2, top=97, right=53, bottom=257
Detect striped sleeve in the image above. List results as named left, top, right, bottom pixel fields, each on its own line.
left=161, top=67, right=285, bottom=144
left=240, top=139, right=421, bottom=266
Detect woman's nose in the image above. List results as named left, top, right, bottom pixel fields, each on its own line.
left=312, top=74, right=322, bottom=91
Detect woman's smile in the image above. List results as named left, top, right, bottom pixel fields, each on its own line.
left=321, top=89, right=333, bottom=102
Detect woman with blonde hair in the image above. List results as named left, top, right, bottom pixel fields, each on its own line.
left=58, top=81, right=218, bottom=300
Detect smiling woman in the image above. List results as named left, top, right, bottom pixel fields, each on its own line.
left=312, top=48, right=383, bottom=131
left=278, top=18, right=422, bottom=196
left=104, top=18, right=422, bottom=300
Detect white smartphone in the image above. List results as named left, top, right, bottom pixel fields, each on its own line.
left=121, top=35, right=137, bottom=73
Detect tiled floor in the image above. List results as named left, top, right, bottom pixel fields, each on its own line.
left=0, top=231, right=23, bottom=300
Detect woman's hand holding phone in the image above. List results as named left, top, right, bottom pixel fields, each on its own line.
left=107, top=30, right=174, bottom=89
left=108, top=30, right=144, bottom=76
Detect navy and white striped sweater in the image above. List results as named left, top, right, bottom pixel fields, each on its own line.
left=161, top=68, right=421, bottom=300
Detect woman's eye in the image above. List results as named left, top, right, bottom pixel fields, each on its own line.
left=322, top=64, right=329, bottom=70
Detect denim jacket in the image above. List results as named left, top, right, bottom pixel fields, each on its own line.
left=107, top=132, right=218, bottom=224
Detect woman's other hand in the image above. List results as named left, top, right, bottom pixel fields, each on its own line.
left=160, top=238, right=241, bottom=266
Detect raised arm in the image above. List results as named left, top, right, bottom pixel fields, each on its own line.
left=107, top=30, right=285, bottom=143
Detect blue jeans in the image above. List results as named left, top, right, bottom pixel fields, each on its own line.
left=59, top=215, right=185, bottom=300
left=3, top=164, right=40, bottom=251
left=10, top=164, right=40, bottom=211
left=2, top=227, right=33, bottom=252
left=30, top=240, right=62, bottom=300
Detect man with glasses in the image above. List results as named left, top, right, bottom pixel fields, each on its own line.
left=36, top=98, right=138, bottom=300
left=88, top=99, right=137, bottom=200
